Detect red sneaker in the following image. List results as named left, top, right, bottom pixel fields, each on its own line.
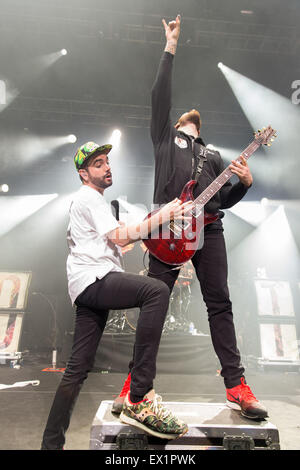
left=112, top=373, right=131, bottom=414
left=226, top=378, right=268, bottom=420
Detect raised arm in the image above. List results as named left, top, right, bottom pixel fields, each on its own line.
left=150, top=15, right=181, bottom=145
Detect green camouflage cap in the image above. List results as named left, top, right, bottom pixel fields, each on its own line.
left=74, top=141, right=112, bottom=170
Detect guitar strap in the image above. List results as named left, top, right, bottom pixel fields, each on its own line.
left=191, top=142, right=207, bottom=181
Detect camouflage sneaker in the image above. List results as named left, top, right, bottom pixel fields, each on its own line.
left=120, top=389, right=188, bottom=440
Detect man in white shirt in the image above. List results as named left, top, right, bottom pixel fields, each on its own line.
left=41, top=141, right=192, bottom=449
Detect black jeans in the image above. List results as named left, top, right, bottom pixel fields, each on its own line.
left=41, top=271, right=169, bottom=450
left=146, top=230, right=245, bottom=388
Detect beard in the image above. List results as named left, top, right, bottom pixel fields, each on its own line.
left=88, top=172, right=113, bottom=190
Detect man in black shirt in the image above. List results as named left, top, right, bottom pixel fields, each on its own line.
left=114, top=15, right=268, bottom=420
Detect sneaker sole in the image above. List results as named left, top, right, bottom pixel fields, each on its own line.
left=111, top=403, right=124, bottom=415
left=119, top=412, right=188, bottom=440
left=227, top=400, right=267, bottom=420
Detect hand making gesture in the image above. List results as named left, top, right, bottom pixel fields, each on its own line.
left=163, top=14, right=181, bottom=54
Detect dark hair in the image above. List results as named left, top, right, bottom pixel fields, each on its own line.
left=175, top=109, right=202, bottom=133
left=78, top=152, right=100, bottom=183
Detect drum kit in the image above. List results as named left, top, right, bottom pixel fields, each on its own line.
left=105, top=261, right=195, bottom=335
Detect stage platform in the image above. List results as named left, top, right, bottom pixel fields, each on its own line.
left=0, top=356, right=299, bottom=450
left=90, top=400, right=280, bottom=450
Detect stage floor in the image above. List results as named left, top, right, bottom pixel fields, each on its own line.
left=0, top=358, right=300, bottom=451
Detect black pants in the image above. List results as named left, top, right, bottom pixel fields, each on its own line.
left=41, top=272, right=169, bottom=450
left=146, top=230, right=245, bottom=388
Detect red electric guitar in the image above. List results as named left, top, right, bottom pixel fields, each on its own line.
left=143, top=126, right=277, bottom=265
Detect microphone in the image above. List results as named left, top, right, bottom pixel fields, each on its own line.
left=111, top=200, right=119, bottom=221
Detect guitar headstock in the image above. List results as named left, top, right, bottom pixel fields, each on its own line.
left=254, top=126, right=277, bottom=146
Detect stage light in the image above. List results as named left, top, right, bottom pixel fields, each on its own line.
left=261, top=198, right=269, bottom=207
left=217, top=63, right=300, bottom=140
left=112, top=129, right=121, bottom=139
left=1, top=48, right=70, bottom=114
left=0, top=193, right=58, bottom=237
left=218, top=62, right=223, bottom=69
left=111, top=129, right=122, bottom=143
left=67, top=134, right=77, bottom=143
left=218, top=64, right=300, bottom=197
left=0, top=184, right=9, bottom=193
left=229, top=203, right=299, bottom=280
left=0, top=80, right=6, bottom=105
left=229, top=201, right=268, bottom=226
left=209, top=145, right=238, bottom=163
left=0, top=133, right=82, bottom=170
left=0, top=78, right=19, bottom=113
left=110, top=129, right=122, bottom=149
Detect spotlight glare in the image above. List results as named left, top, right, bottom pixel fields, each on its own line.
left=240, top=10, right=253, bottom=15
left=61, top=49, right=68, bottom=56
left=110, top=129, right=122, bottom=148
left=67, top=134, right=77, bottom=143
left=1, top=184, right=9, bottom=193
left=112, top=129, right=122, bottom=139
left=218, top=62, right=223, bottom=69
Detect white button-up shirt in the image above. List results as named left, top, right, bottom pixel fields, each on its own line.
left=66, top=185, right=124, bottom=304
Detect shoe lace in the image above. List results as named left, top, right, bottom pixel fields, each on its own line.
left=147, top=394, right=175, bottom=421
left=240, top=378, right=258, bottom=402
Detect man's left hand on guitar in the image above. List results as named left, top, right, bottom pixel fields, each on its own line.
left=229, top=156, right=253, bottom=187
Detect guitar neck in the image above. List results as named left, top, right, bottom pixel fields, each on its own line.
left=194, top=140, right=260, bottom=208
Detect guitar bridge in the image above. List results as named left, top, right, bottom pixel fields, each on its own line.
left=168, top=221, right=181, bottom=236
left=168, top=221, right=181, bottom=237
left=168, top=219, right=191, bottom=236
left=192, top=205, right=203, bottom=218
